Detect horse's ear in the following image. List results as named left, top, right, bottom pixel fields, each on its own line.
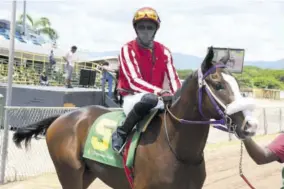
left=219, top=49, right=230, bottom=64
left=201, top=46, right=214, bottom=73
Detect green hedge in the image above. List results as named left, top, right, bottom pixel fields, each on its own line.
left=177, top=66, right=284, bottom=90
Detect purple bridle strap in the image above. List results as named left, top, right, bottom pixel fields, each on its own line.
left=166, top=64, right=230, bottom=132
left=198, top=64, right=226, bottom=119
left=166, top=105, right=226, bottom=125
left=179, top=118, right=225, bottom=125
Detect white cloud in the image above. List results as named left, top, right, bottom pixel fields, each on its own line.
left=0, top=0, right=283, bottom=61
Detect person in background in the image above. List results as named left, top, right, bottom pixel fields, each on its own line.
left=49, top=49, right=56, bottom=70
left=101, top=61, right=116, bottom=98
left=63, top=45, right=77, bottom=88
left=243, top=133, right=284, bottom=188
left=40, top=71, right=49, bottom=86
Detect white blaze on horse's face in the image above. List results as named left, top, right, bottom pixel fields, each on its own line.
left=221, top=73, right=258, bottom=134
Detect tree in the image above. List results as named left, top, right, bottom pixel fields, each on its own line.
left=177, top=66, right=284, bottom=90
left=177, top=69, right=193, bottom=80
left=17, top=14, right=59, bottom=41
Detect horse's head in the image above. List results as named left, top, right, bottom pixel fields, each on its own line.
left=197, top=47, right=258, bottom=139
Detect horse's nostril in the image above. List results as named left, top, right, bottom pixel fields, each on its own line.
left=243, top=122, right=257, bottom=136
left=243, top=118, right=258, bottom=133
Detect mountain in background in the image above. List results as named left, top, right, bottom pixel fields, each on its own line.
left=89, top=51, right=284, bottom=70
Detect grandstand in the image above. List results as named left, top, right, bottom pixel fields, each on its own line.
left=0, top=19, right=119, bottom=87
left=0, top=18, right=120, bottom=108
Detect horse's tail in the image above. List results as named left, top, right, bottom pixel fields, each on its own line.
left=13, top=115, right=60, bottom=149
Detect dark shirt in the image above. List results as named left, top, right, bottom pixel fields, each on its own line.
left=40, top=75, right=47, bottom=82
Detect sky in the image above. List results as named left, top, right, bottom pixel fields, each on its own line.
left=0, top=0, right=283, bottom=61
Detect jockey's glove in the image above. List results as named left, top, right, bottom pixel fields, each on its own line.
left=158, top=90, right=173, bottom=105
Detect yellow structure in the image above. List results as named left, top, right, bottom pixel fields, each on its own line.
left=253, top=88, right=281, bottom=100
left=0, top=43, right=119, bottom=87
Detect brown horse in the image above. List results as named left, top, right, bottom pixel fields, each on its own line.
left=13, top=47, right=258, bottom=189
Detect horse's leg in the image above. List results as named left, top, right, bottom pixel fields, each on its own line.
left=54, top=163, right=84, bottom=189
left=82, top=170, right=97, bottom=189
left=46, top=114, right=88, bottom=189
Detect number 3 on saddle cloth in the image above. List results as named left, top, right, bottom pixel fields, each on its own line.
left=83, top=95, right=163, bottom=187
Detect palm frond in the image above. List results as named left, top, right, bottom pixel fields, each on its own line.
left=18, top=14, right=34, bottom=26
left=34, top=17, right=51, bottom=28
left=38, top=27, right=59, bottom=40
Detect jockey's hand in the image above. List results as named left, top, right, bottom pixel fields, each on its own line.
left=158, top=90, right=173, bottom=105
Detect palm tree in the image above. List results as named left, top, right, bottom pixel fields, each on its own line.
left=17, top=14, right=59, bottom=41
left=17, top=14, right=34, bottom=26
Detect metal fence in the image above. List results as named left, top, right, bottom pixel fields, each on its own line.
left=207, top=107, right=284, bottom=143
left=0, top=105, right=76, bottom=184
left=0, top=103, right=283, bottom=184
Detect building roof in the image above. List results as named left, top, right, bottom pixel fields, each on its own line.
left=0, top=38, right=119, bottom=64
left=0, top=19, right=118, bottom=64
left=76, top=56, right=118, bottom=63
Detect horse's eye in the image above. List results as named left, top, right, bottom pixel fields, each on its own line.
left=215, top=83, right=224, bottom=91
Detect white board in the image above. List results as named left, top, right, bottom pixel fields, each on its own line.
left=209, top=47, right=245, bottom=73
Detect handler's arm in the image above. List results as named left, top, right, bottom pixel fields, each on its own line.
left=243, top=136, right=281, bottom=165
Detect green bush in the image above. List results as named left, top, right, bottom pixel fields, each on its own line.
left=177, top=66, right=284, bottom=90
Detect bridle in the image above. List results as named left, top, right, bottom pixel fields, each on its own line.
left=163, top=63, right=256, bottom=188
left=165, top=63, right=238, bottom=136
left=162, top=63, right=237, bottom=165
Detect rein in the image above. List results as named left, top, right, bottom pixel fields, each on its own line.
left=163, top=110, right=204, bottom=165
left=239, top=141, right=256, bottom=189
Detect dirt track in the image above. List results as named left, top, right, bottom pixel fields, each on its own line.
left=0, top=134, right=282, bottom=189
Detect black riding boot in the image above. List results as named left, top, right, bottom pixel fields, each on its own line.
left=111, top=109, right=142, bottom=153
left=111, top=93, right=159, bottom=154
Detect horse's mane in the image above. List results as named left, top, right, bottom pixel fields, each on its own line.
left=173, top=70, right=197, bottom=101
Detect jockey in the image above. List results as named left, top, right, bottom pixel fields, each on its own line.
left=111, top=7, right=182, bottom=153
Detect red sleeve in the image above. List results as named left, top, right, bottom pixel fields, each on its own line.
left=119, top=44, right=163, bottom=95
left=267, top=133, right=284, bottom=163
left=164, top=48, right=182, bottom=94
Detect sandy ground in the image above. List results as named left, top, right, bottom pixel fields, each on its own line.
left=0, top=133, right=282, bottom=189
left=1, top=99, right=283, bottom=182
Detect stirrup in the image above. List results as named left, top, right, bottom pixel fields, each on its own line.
left=114, top=142, right=127, bottom=155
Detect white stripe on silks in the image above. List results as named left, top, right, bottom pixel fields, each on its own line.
left=131, top=50, right=141, bottom=74
left=119, top=51, right=149, bottom=94
left=131, top=49, right=161, bottom=94
left=162, top=74, right=171, bottom=91
left=164, top=49, right=178, bottom=92
left=122, top=46, right=162, bottom=93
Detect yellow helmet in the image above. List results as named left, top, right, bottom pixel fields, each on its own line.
left=133, top=7, right=161, bottom=29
